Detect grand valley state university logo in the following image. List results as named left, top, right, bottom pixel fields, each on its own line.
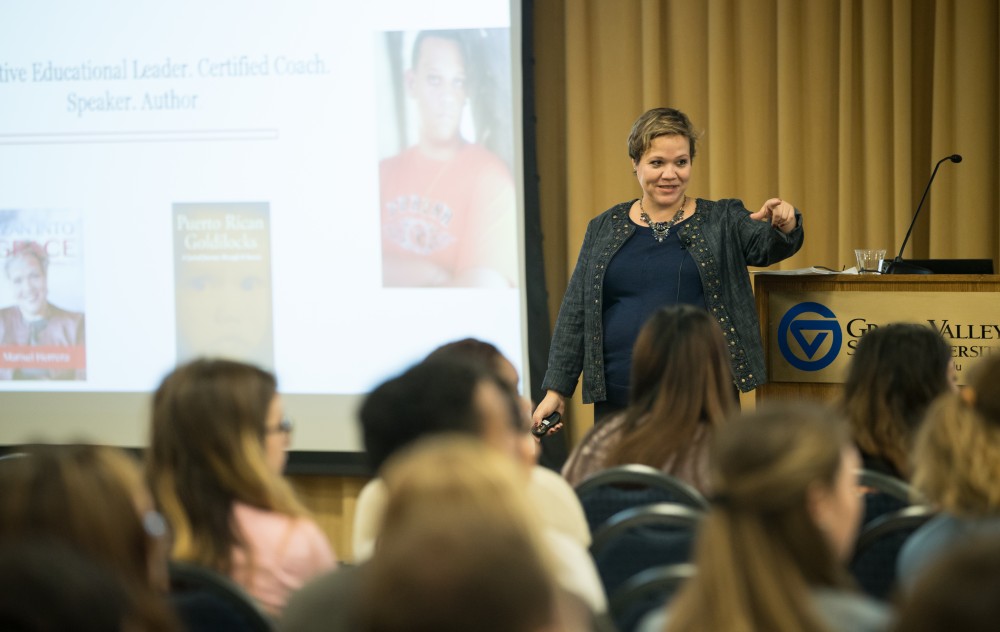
left=777, top=302, right=843, bottom=371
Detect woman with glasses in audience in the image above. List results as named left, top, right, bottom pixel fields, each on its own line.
left=562, top=305, right=736, bottom=492
left=147, top=358, right=336, bottom=616
left=640, top=402, right=888, bottom=632
left=0, top=444, right=179, bottom=631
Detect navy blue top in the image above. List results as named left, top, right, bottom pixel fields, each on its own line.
left=601, top=218, right=706, bottom=408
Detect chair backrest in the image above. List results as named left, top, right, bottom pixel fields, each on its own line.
left=609, top=563, right=696, bottom=632
left=849, top=505, right=937, bottom=601
left=169, top=561, right=274, bottom=632
left=858, top=469, right=915, bottom=527
left=859, top=469, right=914, bottom=502
left=589, top=502, right=704, bottom=604
left=575, top=464, right=709, bottom=535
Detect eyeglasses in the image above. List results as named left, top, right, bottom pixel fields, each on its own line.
left=267, top=417, right=294, bottom=435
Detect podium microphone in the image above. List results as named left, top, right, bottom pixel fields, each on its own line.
left=882, top=154, right=962, bottom=274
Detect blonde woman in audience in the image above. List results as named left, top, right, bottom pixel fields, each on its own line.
left=562, top=305, right=736, bottom=491
left=640, top=402, right=888, bottom=632
left=0, top=444, right=179, bottom=632
left=147, top=358, right=335, bottom=615
left=359, top=435, right=593, bottom=632
left=897, top=355, right=1000, bottom=591
left=841, top=323, right=954, bottom=479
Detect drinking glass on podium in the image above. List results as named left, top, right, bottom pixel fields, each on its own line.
left=855, top=249, right=886, bottom=274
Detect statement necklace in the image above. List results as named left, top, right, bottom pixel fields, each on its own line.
left=639, top=195, right=687, bottom=243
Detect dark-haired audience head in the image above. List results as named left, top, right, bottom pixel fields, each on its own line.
left=666, top=402, right=861, bottom=632
left=893, top=534, right=1000, bottom=632
left=425, top=337, right=519, bottom=391
left=0, top=445, right=178, bottom=632
left=0, top=541, right=135, bottom=632
left=425, top=338, right=538, bottom=466
left=148, top=357, right=305, bottom=572
left=606, top=305, right=736, bottom=469
left=842, top=323, right=954, bottom=478
left=359, top=436, right=556, bottom=632
left=360, top=358, right=521, bottom=473
left=628, top=304, right=735, bottom=417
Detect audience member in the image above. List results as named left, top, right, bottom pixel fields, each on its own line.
left=353, top=356, right=591, bottom=556
left=284, top=357, right=605, bottom=631
left=562, top=305, right=736, bottom=491
left=892, top=534, right=1000, bottom=632
left=424, top=338, right=587, bottom=541
left=357, top=358, right=604, bottom=612
left=147, top=358, right=335, bottom=616
left=0, top=540, right=137, bottom=632
left=358, top=436, right=569, bottom=632
left=841, top=323, right=954, bottom=479
left=0, top=444, right=178, bottom=631
left=639, top=402, right=888, bottom=632
left=896, top=369, right=1000, bottom=590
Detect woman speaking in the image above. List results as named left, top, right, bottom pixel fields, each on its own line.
left=533, top=107, right=804, bottom=426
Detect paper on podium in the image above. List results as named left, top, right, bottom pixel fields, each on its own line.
left=753, top=266, right=854, bottom=275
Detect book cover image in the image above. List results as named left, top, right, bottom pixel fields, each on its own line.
left=0, top=209, right=87, bottom=381
left=173, top=202, right=274, bottom=370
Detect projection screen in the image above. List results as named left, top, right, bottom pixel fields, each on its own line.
left=0, top=0, right=528, bottom=461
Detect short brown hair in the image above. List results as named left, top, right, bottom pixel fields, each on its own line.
left=627, top=107, right=699, bottom=163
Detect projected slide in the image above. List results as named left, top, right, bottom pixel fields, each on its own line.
left=0, top=0, right=523, bottom=411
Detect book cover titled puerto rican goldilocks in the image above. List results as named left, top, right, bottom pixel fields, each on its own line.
left=172, top=202, right=274, bottom=370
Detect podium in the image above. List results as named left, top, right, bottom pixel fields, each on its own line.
left=754, top=273, right=1000, bottom=403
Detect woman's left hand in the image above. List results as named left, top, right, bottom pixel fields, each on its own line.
left=749, top=198, right=797, bottom=234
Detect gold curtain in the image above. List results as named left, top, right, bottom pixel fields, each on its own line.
left=533, top=0, right=999, bottom=441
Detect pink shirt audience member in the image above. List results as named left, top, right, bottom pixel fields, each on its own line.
left=230, top=502, right=336, bottom=615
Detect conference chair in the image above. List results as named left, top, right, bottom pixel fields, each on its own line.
left=609, top=563, right=696, bottom=632
left=575, top=464, right=709, bottom=535
left=859, top=469, right=916, bottom=527
left=169, top=560, right=274, bottom=632
left=590, top=502, right=704, bottom=605
left=849, top=504, right=937, bottom=601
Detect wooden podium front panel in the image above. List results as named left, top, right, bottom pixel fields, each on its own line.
left=754, top=274, right=1000, bottom=404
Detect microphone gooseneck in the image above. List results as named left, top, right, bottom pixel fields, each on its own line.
left=884, top=154, right=962, bottom=273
